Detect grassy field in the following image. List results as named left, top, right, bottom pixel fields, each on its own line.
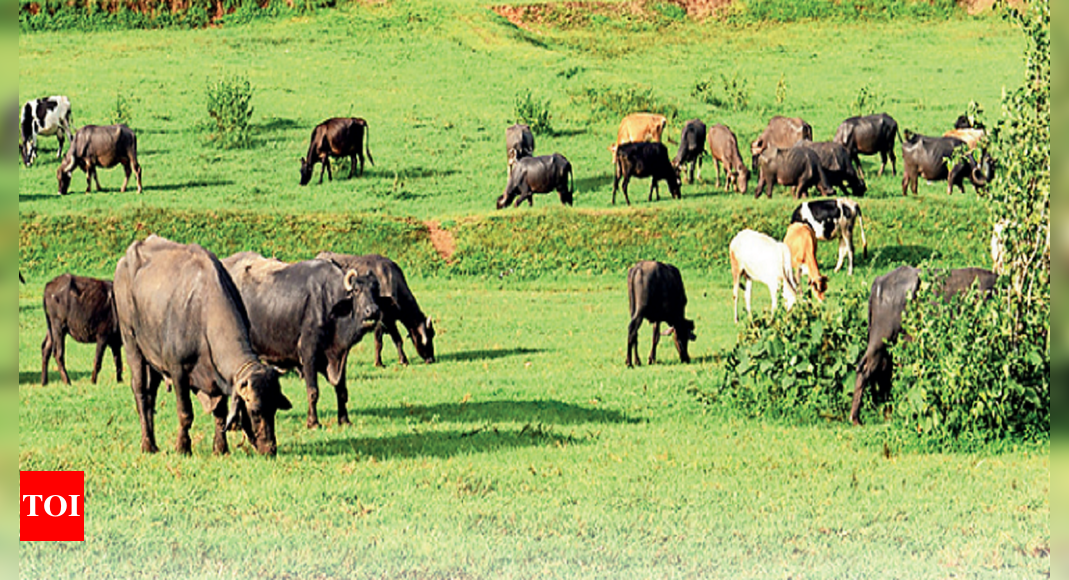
left=19, top=1, right=1049, bottom=578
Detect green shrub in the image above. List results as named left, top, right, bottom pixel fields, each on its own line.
left=728, top=0, right=962, bottom=24
left=205, top=74, right=254, bottom=149
left=847, top=84, right=885, bottom=117
left=570, top=84, right=680, bottom=123
left=111, top=91, right=133, bottom=126
left=692, top=72, right=751, bottom=111
left=514, top=91, right=553, bottom=135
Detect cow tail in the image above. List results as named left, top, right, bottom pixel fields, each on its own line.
left=365, top=124, right=374, bottom=167
left=568, top=163, right=575, bottom=198
left=856, top=206, right=868, bottom=258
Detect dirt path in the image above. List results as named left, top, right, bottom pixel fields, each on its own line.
left=424, top=220, right=457, bottom=265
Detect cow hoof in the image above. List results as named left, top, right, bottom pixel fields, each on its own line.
left=306, top=421, right=320, bottom=430
left=338, top=417, right=351, bottom=426
left=141, top=442, right=159, bottom=454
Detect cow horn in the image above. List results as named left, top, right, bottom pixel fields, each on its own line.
left=344, top=269, right=358, bottom=292
left=225, top=394, right=246, bottom=431
left=426, top=318, right=434, bottom=332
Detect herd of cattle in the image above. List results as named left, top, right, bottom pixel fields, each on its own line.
left=23, top=93, right=1002, bottom=453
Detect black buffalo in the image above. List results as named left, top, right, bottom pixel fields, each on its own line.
left=901, top=133, right=993, bottom=196
left=626, top=260, right=696, bottom=367
left=799, top=141, right=866, bottom=197
left=57, top=124, right=142, bottom=195
left=754, top=145, right=832, bottom=199
left=505, top=123, right=535, bottom=176
left=496, top=153, right=574, bottom=208
left=672, top=119, right=707, bottom=185
left=833, top=113, right=900, bottom=178
left=113, top=235, right=292, bottom=456
left=41, top=274, right=122, bottom=386
left=300, top=117, right=375, bottom=186
left=851, top=266, right=998, bottom=425
left=612, top=142, right=681, bottom=205
left=316, top=252, right=436, bottom=367
left=221, top=252, right=380, bottom=429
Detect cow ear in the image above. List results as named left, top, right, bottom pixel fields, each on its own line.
left=275, top=392, right=292, bottom=411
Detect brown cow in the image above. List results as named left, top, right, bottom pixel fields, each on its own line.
left=750, top=115, right=813, bottom=169
left=300, top=117, right=375, bottom=185
left=57, top=124, right=142, bottom=195
left=706, top=123, right=749, bottom=194
left=783, top=223, right=827, bottom=301
left=609, top=113, right=667, bottom=162
left=41, top=274, right=122, bottom=386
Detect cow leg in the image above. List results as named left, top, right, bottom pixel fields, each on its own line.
left=888, top=148, right=897, bottom=176
left=52, top=327, right=72, bottom=386
left=385, top=319, right=409, bottom=366
left=877, top=151, right=887, bottom=178
left=849, top=369, right=867, bottom=426
left=333, top=370, right=351, bottom=426
left=303, top=355, right=321, bottom=429
left=648, top=179, right=659, bottom=202
left=120, top=162, right=131, bottom=193
left=744, top=279, right=754, bottom=316
left=357, top=151, right=365, bottom=176
left=40, top=327, right=54, bottom=386
left=211, top=397, right=229, bottom=455
left=621, top=175, right=632, bottom=206
left=56, top=132, right=65, bottom=159
left=626, top=316, right=642, bottom=367
left=173, top=372, right=194, bottom=455
left=713, top=161, right=722, bottom=189
left=373, top=322, right=387, bottom=367
left=91, top=337, right=107, bottom=385
left=768, top=279, right=779, bottom=313
left=110, top=339, right=123, bottom=383
left=648, top=321, right=661, bottom=365
left=854, top=153, right=866, bottom=180
left=128, top=346, right=159, bottom=453
left=349, top=154, right=357, bottom=179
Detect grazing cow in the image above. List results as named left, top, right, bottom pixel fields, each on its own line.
left=729, top=229, right=799, bottom=323
left=851, top=266, right=998, bottom=425
left=783, top=223, right=827, bottom=301
left=40, top=274, right=122, bottom=386
left=496, top=153, right=574, bottom=208
left=316, top=252, right=436, bottom=367
left=799, top=141, right=867, bottom=197
left=505, top=123, right=535, bottom=176
left=221, top=252, right=381, bottom=429
left=901, top=133, right=992, bottom=196
left=625, top=260, right=695, bottom=367
left=791, top=198, right=868, bottom=275
left=942, top=128, right=986, bottom=150
left=113, top=235, right=292, bottom=456
left=609, top=112, right=667, bottom=162
left=706, top=123, right=749, bottom=194
left=750, top=115, right=812, bottom=169
left=299, top=117, right=375, bottom=186
left=57, top=124, right=142, bottom=196
left=833, top=113, right=899, bottom=178
left=671, top=119, right=706, bottom=184
left=20, top=96, right=73, bottom=167
left=754, top=145, right=832, bottom=199
left=612, top=142, right=681, bottom=205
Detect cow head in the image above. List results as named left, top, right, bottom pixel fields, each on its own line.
left=56, top=160, right=75, bottom=196
left=299, top=158, right=313, bottom=186
left=735, top=166, right=750, bottom=194
left=225, top=362, right=291, bottom=456
left=21, top=139, right=36, bottom=168
left=810, top=275, right=829, bottom=302
left=672, top=318, right=696, bottom=364
left=343, top=269, right=381, bottom=330
left=495, top=192, right=513, bottom=210
left=411, top=317, right=436, bottom=363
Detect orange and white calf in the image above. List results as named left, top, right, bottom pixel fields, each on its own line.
left=783, top=223, right=828, bottom=301
left=729, top=229, right=799, bottom=323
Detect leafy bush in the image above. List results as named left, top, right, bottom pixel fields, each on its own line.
left=847, top=84, right=885, bottom=117
left=695, top=283, right=869, bottom=423
left=570, top=84, right=680, bottom=123
left=19, top=0, right=331, bottom=31
left=205, top=74, right=254, bottom=149
left=111, top=91, right=133, bottom=126
left=775, top=74, right=788, bottom=105
left=514, top=91, right=553, bottom=135
left=693, top=72, right=751, bottom=111
left=727, top=0, right=962, bottom=24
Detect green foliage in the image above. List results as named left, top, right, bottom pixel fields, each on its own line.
left=205, top=74, right=254, bottom=149
left=18, top=0, right=332, bottom=31
left=847, top=84, right=885, bottom=117
left=513, top=91, right=553, bottom=136
left=650, top=2, right=687, bottom=22
left=775, top=73, right=788, bottom=105
left=570, top=84, right=680, bottom=123
left=698, top=283, right=868, bottom=423
left=111, top=91, right=133, bottom=126
left=693, top=72, right=751, bottom=111
left=729, top=0, right=964, bottom=24
left=892, top=276, right=1048, bottom=449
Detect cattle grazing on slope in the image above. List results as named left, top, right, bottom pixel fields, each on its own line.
left=612, top=142, right=681, bottom=205
left=750, top=115, right=812, bottom=169
left=221, top=252, right=381, bottom=429
left=497, top=153, right=574, bottom=208
left=20, top=96, right=73, bottom=167
left=942, top=128, right=986, bottom=151
left=833, top=113, right=899, bottom=178
left=316, top=252, right=436, bottom=367
left=57, top=124, right=142, bottom=196
left=754, top=145, right=832, bottom=199
left=729, top=229, right=799, bottom=323
left=609, top=112, right=667, bottom=162
left=626, top=260, right=696, bottom=367
left=300, top=117, right=375, bottom=186
left=783, top=223, right=827, bottom=301
left=851, top=266, right=998, bottom=425
left=41, top=274, right=122, bottom=386
left=901, top=133, right=993, bottom=196
left=790, top=198, right=868, bottom=275
left=706, top=123, right=749, bottom=194
left=672, top=119, right=706, bottom=185
left=505, top=123, right=535, bottom=176
left=799, top=141, right=867, bottom=197
left=113, top=235, right=292, bottom=456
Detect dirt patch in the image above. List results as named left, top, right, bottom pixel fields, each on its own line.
left=424, top=221, right=457, bottom=264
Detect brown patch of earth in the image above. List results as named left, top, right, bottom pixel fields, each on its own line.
left=424, top=221, right=457, bottom=264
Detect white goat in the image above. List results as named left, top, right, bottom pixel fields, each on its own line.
left=729, top=229, right=799, bottom=323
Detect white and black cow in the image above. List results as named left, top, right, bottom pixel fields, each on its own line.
left=19, top=96, right=73, bottom=167
left=790, top=198, right=867, bottom=275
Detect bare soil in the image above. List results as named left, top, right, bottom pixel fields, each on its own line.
left=424, top=221, right=457, bottom=264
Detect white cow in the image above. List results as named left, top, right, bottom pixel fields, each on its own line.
left=729, top=229, right=799, bottom=323
left=19, top=95, right=73, bottom=167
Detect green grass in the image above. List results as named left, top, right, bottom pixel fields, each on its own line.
left=19, top=2, right=1048, bottom=578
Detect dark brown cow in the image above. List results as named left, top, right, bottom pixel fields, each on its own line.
left=671, top=119, right=706, bottom=185
left=41, top=274, right=122, bottom=386
left=57, top=124, right=142, bottom=195
left=706, top=123, right=749, bottom=194
left=833, top=113, right=900, bottom=178
left=901, top=133, right=992, bottom=196
left=754, top=145, right=832, bottom=199
left=750, top=116, right=812, bottom=169
left=626, top=260, right=695, bottom=367
left=300, top=117, right=375, bottom=185
left=113, top=235, right=292, bottom=456
left=505, top=123, right=535, bottom=176
left=798, top=141, right=866, bottom=197
left=612, top=142, right=681, bottom=205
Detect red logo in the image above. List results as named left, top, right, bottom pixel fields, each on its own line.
left=20, top=471, right=84, bottom=541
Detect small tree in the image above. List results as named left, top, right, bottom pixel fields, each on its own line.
left=205, top=74, right=254, bottom=149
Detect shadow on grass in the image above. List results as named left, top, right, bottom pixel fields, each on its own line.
left=151, top=179, right=236, bottom=192
left=395, top=167, right=459, bottom=180
left=869, top=245, right=934, bottom=267
left=286, top=425, right=587, bottom=459
left=574, top=173, right=613, bottom=192
left=438, top=347, right=544, bottom=363
left=255, top=117, right=302, bottom=133
left=20, top=370, right=100, bottom=385
left=351, top=399, right=640, bottom=426
left=19, top=194, right=59, bottom=202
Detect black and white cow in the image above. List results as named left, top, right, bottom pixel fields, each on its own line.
left=790, top=198, right=867, bottom=275
left=20, top=96, right=73, bottom=167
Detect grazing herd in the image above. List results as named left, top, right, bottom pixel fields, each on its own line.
left=23, top=91, right=1000, bottom=453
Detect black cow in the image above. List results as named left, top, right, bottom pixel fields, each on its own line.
left=626, top=260, right=696, bottom=367
left=833, top=113, right=899, bottom=178
left=20, top=95, right=73, bottom=167
left=672, top=119, right=706, bottom=185
left=317, top=252, right=436, bottom=367
left=57, top=124, right=142, bottom=195
left=901, top=133, right=992, bottom=196
left=496, top=153, right=574, bottom=208
left=799, top=141, right=866, bottom=197
left=300, top=117, right=375, bottom=185
left=790, top=198, right=868, bottom=275
left=221, top=252, right=380, bottom=429
left=505, top=123, right=535, bottom=176
left=754, top=145, right=832, bottom=199
left=113, top=235, right=292, bottom=456
left=851, top=266, right=998, bottom=425
left=612, top=142, right=681, bottom=205
left=41, top=274, right=122, bottom=386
